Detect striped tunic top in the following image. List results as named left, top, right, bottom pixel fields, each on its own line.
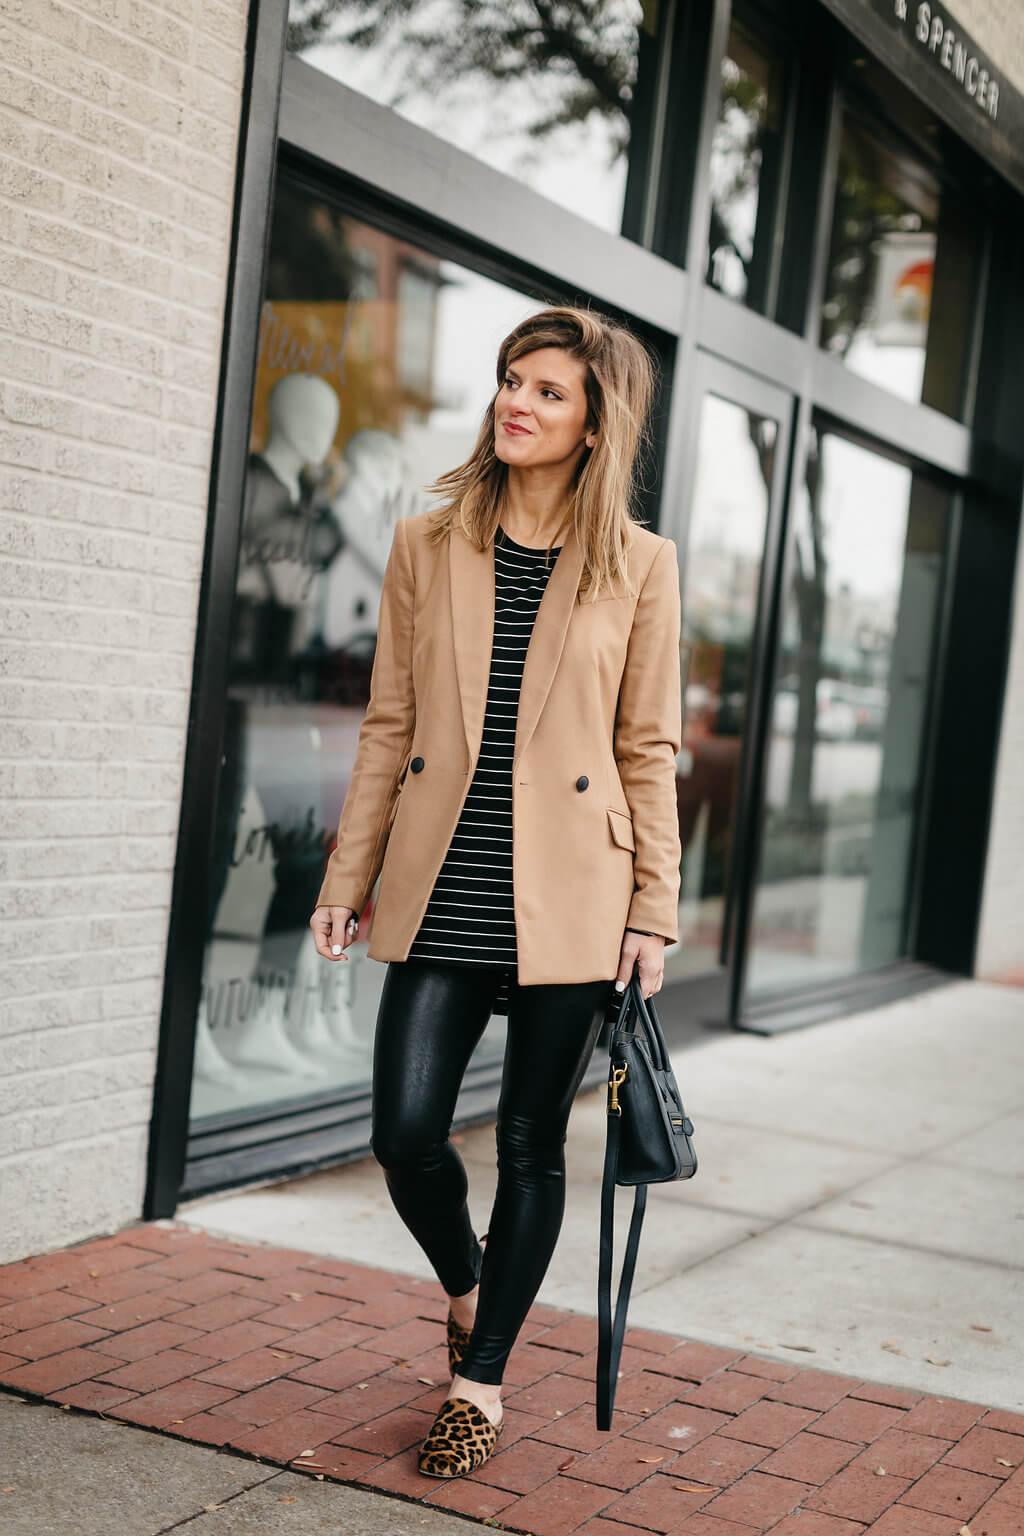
left=406, top=527, right=562, bottom=977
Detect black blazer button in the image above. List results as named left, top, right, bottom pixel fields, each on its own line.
left=410, top=756, right=425, bottom=773
left=575, top=775, right=589, bottom=792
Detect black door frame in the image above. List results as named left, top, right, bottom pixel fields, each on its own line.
left=144, top=0, right=292, bottom=1220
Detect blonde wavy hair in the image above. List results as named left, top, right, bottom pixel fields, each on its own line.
left=424, top=306, right=657, bottom=599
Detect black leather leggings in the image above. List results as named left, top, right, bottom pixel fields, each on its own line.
left=371, top=959, right=612, bottom=1386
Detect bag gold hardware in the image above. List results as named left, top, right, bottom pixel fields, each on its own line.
left=608, top=1063, right=628, bottom=1116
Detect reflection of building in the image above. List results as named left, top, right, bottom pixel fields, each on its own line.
left=685, top=543, right=764, bottom=642
left=776, top=583, right=897, bottom=683
left=251, top=219, right=446, bottom=449
left=870, top=232, right=935, bottom=346
left=6, top=1, right=1024, bottom=1256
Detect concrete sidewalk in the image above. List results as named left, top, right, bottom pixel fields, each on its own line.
left=0, top=1391, right=473, bottom=1536
left=187, top=978, right=1024, bottom=1414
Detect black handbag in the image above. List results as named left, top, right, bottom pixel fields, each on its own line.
left=597, top=970, right=697, bottom=1430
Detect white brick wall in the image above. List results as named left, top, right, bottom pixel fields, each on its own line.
left=0, top=0, right=248, bottom=1262
left=950, top=0, right=1024, bottom=93
left=949, top=8, right=1024, bottom=979
left=976, top=527, right=1024, bottom=979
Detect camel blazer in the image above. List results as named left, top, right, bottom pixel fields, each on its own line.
left=315, top=509, right=683, bottom=985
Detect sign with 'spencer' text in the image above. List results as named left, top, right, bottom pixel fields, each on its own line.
left=893, top=1, right=1000, bottom=119
left=821, top=0, right=1024, bottom=198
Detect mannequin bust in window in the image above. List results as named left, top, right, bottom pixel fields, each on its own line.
left=321, top=428, right=410, bottom=650
left=235, top=371, right=345, bottom=671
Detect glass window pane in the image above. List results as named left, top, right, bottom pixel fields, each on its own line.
left=820, top=110, right=978, bottom=418
left=707, top=19, right=786, bottom=310
left=666, top=394, right=776, bottom=981
left=748, top=431, right=949, bottom=997
left=286, top=0, right=652, bottom=238
left=190, top=172, right=535, bottom=1127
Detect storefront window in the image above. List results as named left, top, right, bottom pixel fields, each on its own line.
left=820, top=110, right=978, bottom=418
left=190, top=173, right=535, bottom=1126
left=667, top=394, right=776, bottom=980
left=706, top=18, right=786, bottom=310
left=748, top=431, right=949, bottom=997
left=287, top=0, right=650, bottom=237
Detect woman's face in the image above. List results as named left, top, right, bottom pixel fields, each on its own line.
left=493, top=346, right=597, bottom=471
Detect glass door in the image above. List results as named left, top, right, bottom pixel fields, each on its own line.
left=665, top=355, right=792, bottom=1014
left=742, top=428, right=951, bottom=1002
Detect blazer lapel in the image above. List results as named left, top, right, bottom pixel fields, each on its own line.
left=514, top=521, right=585, bottom=769
left=449, top=527, right=495, bottom=762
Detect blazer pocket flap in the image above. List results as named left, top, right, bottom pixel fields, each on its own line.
left=607, top=808, right=636, bottom=852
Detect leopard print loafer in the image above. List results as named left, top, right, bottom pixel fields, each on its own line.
left=418, top=1397, right=503, bottom=1479
left=446, top=1312, right=473, bottom=1376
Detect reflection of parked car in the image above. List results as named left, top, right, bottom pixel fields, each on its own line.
left=815, top=681, right=859, bottom=740
left=772, top=676, right=864, bottom=741
left=290, top=630, right=377, bottom=707
left=847, top=685, right=888, bottom=741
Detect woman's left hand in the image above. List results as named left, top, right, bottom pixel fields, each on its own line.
left=615, top=930, right=666, bottom=999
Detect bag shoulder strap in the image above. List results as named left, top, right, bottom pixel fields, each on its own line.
left=596, top=1081, right=648, bottom=1431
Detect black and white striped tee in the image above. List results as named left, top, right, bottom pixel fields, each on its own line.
left=406, top=527, right=563, bottom=974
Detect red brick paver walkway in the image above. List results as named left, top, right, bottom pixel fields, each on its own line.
left=0, top=1225, right=1021, bottom=1535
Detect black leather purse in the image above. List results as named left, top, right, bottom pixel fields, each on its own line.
left=597, top=971, right=697, bottom=1430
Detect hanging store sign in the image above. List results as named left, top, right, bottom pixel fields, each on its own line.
left=821, top=0, right=1024, bottom=197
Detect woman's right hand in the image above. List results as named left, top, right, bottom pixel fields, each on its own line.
left=309, top=904, right=358, bottom=961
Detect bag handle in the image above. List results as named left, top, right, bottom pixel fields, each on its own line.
left=629, top=976, right=670, bottom=1071
left=596, top=1088, right=647, bottom=1431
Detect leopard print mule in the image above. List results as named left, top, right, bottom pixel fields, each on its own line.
left=418, top=1397, right=503, bottom=1478
left=446, top=1313, right=473, bottom=1376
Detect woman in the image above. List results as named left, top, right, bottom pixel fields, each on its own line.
left=310, top=307, right=682, bottom=1478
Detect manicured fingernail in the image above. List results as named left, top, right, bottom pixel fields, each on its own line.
left=614, top=980, right=626, bottom=993
left=331, top=944, right=342, bottom=955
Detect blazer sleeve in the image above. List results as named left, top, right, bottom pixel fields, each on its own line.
left=315, top=516, right=417, bottom=914
left=614, top=537, right=683, bottom=941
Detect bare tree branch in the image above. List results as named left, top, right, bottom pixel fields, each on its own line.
left=287, top=0, right=638, bottom=139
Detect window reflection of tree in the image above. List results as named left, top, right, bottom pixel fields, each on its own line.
left=742, top=412, right=825, bottom=836
left=288, top=0, right=639, bottom=165
left=708, top=54, right=769, bottom=300
left=707, top=22, right=784, bottom=310
left=741, top=411, right=826, bottom=835
left=788, top=430, right=825, bottom=824
left=265, top=177, right=363, bottom=301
